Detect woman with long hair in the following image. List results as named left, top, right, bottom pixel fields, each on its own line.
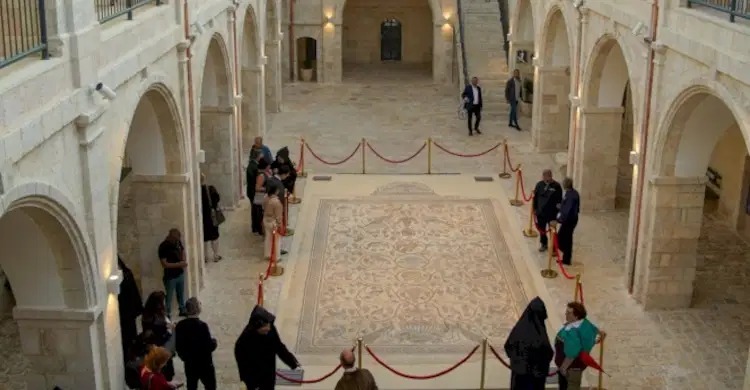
left=140, top=346, right=183, bottom=389
left=141, top=291, right=176, bottom=380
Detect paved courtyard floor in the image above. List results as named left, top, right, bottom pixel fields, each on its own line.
left=0, top=66, right=749, bottom=389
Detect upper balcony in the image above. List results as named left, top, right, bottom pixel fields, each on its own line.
left=684, top=0, right=749, bottom=24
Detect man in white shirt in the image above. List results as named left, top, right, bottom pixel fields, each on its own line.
left=461, top=76, right=483, bottom=136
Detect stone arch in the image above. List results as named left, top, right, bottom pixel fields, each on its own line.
left=241, top=4, right=264, bottom=149
left=199, top=34, right=238, bottom=209
left=114, top=82, right=192, bottom=303
left=531, top=5, right=574, bottom=152
left=509, top=0, right=535, bottom=100
left=265, top=0, right=283, bottom=112
left=296, top=36, right=319, bottom=82
left=634, top=80, right=750, bottom=309
left=574, top=35, right=638, bottom=210
left=512, top=0, right=535, bottom=43
left=0, top=183, right=98, bottom=310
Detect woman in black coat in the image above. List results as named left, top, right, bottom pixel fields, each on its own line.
left=200, top=173, right=222, bottom=262
left=270, top=147, right=297, bottom=196
left=234, top=305, right=300, bottom=390
left=504, top=297, right=554, bottom=390
left=117, top=256, right=143, bottom=361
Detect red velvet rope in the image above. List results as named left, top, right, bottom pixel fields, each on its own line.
left=365, top=345, right=479, bottom=380
left=517, top=170, right=533, bottom=202
left=275, top=365, right=342, bottom=384
left=366, top=141, right=427, bottom=164
left=304, top=141, right=361, bottom=165
left=432, top=141, right=502, bottom=158
left=489, top=345, right=556, bottom=377
left=504, top=144, right=521, bottom=173
left=552, top=233, right=575, bottom=280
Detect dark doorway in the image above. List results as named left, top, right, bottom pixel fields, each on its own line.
left=380, top=19, right=402, bottom=61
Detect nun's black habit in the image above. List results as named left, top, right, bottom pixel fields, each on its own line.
left=117, top=256, right=142, bottom=360
left=504, top=297, right=554, bottom=390
left=234, top=305, right=299, bottom=390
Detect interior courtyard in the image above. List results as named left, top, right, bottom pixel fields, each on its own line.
left=1, top=0, right=750, bottom=389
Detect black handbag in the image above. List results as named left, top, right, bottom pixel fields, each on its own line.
left=203, top=185, right=225, bottom=226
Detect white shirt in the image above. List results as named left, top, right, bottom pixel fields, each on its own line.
left=471, top=85, right=480, bottom=105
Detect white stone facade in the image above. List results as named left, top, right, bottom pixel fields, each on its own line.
left=0, top=0, right=280, bottom=387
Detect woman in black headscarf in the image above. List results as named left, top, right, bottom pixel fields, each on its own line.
left=270, top=147, right=297, bottom=196
left=234, top=305, right=300, bottom=390
left=504, top=297, right=554, bottom=390
left=118, top=256, right=143, bottom=361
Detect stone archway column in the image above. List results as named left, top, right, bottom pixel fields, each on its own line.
left=265, top=38, right=283, bottom=112
left=633, top=176, right=705, bottom=310
left=13, top=306, right=104, bottom=389
left=129, top=174, right=197, bottom=299
left=323, top=23, right=343, bottom=83
left=200, top=106, right=237, bottom=207
left=433, top=23, right=452, bottom=84
left=572, top=106, right=625, bottom=211
left=531, top=64, right=571, bottom=152
left=241, top=65, right=267, bottom=151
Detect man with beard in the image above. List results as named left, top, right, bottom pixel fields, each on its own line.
left=234, top=305, right=301, bottom=390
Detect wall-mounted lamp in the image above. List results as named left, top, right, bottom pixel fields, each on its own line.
left=107, top=270, right=123, bottom=295
left=629, top=150, right=640, bottom=165
left=197, top=149, right=206, bottom=163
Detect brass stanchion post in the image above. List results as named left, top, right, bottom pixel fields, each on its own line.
left=509, top=167, right=524, bottom=206
left=574, top=274, right=581, bottom=302
left=269, top=230, right=284, bottom=276
left=361, top=138, right=366, bottom=174
left=357, top=338, right=363, bottom=370
left=427, top=137, right=432, bottom=175
left=283, top=194, right=294, bottom=236
left=499, top=140, right=512, bottom=179
left=479, top=338, right=487, bottom=390
left=598, top=337, right=605, bottom=390
left=298, top=137, right=307, bottom=178
left=523, top=199, right=539, bottom=237
left=540, top=224, right=558, bottom=278
left=258, top=273, right=264, bottom=306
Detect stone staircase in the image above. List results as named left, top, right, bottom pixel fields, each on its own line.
left=459, top=0, right=509, bottom=116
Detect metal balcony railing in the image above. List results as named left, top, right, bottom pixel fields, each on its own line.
left=96, top=0, right=162, bottom=25
left=0, top=0, right=49, bottom=69
left=687, top=0, right=750, bottom=22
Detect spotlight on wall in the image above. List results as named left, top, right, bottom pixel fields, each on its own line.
left=94, top=82, right=117, bottom=100
left=107, top=270, right=123, bottom=295
left=197, top=149, right=206, bottom=163
left=193, top=21, right=205, bottom=35
left=629, top=150, right=640, bottom=165
left=572, top=0, right=584, bottom=9
left=631, top=21, right=646, bottom=37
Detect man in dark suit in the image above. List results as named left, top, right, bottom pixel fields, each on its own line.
left=533, top=169, right=563, bottom=252
left=504, top=69, right=523, bottom=130
left=556, top=177, right=580, bottom=265
left=461, top=76, right=483, bottom=136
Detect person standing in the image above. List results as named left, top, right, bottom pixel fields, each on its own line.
left=117, top=256, right=143, bottom=362
left=139, top=346, right=183, bottom=389
left=141, top=291, right=176, bottom=380
left=201, top=173, right=222, bottom=263
left=271, top=146, right=298, bottom=197
left=247, top=149, right=264, bottom=235
left=556, top=178, right=580, bottom=265
left=262, top=185, right=283, bottom=262
left=461, top=76, right=483, bottom=136
left=235, top=305, right=301, bottom=390
left=158, top=228, right=187, bottom=317
left=253, top=136, right=274, bottom=165
left=176, top=297, right=217, bottom=390
left=533, top=169, right=563, bottom=252
left=266, top=165, right=291, bottom=256
left=504, top=297, right=554, bottom=390
left=335, top=348, right=378, bottom=390
left=505, top=69, right=523, bottom=130
left=555, top=302, right=606, bottom=390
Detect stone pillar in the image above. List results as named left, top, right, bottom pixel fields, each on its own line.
left=433, top=23, right=452, bottom=84
left=323, top=23, right=342, bottom=83
left=531, top=65, right=571, bottom=152
left=241, top=66, right=266, bottom=152
left=633, top=176, right=705, bottom=310
left=572, top=106, right=625, bottom=211
left=129, top=174, right=196, bottom=300
left=13, top=306, right=104, bottom=389
left=265, top=39, right=283, bottom=112
left=200, top=106, right=236, bottom=207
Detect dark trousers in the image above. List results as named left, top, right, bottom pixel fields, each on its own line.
left=245, top=381, right=274, bottom=390
left=509, top=100, right=520, bottom=127
left=557, top=368, right=583, bottom=390
left=557, top=218, right=578, bottom=265
left=467, top=104, right=481, bottom=132
left=535, top=213, right=553, bottom=248
left=251, top=203, right=264, bottom=234
left=510, top=372, right=546, bottom=390
left=185, top=363, right=217, bottom=390
left=283, top=174, right=296, bottom=195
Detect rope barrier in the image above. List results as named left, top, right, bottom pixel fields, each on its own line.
left=504, top=143, right=520, bottom=173
left=552, top=233, right=576, bottom=280
left=366, top=141, right=427, bottom=164
left=432, top=141, right=502, bottom=158
left=488, top=345, right=556, bottom=377
left=365, top=345, right=479, bottom=380
left=304, top=141, right=361, bottom=165
left=275, top=364, right=342, bottom=384
left=517, top=170, right=533, bottom=202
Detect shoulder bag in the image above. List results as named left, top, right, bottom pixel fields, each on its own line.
left=203, top=185, right=225, bottom=226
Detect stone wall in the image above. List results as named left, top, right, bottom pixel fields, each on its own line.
left=615, top=85, right=634, bottom=209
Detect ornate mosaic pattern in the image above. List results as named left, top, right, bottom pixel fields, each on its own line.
left=296, top=197, right=529, bottom=354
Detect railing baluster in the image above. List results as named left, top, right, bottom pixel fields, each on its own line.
left=38, top=0, right=48, bottom=59
left=96, top=0, right=163, bottom=25
left=687, top=0, right=750, bottom=21
left=0, top=0, right=48, bottom=68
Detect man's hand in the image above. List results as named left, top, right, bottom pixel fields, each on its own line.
left=180, top=261, right=188, bottom=268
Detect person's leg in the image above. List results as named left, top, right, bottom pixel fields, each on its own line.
left=509, top=101, right=518, bottom=127
left=537, top=215, right=549, bottom=250
left=557, top=372, right=568, bottom=390
left=558, top=224, right=573, bottom=265
left=565, top=369, right=582, bottom=390
left=210, top=239, right=220, bottom=260
left=185, top=364, right=199, bottom=390
left=175, top=273, right=186, bottom=314
left=467, top=108, right=475, bottom=134
left=163, top=277, right=175, bottom=316
left=474, top=108, right=482, bottom=131
left=263, top=222, right=273, bottom=259
left=204, top=241, right=211, bottom=262
left=201, top=364, right=217, bottom=390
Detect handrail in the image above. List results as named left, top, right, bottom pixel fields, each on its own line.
left=687, top=0, right=750, bottom=22
left=96, top=0, right=162, bottom=25
left=496, top=0, right=510, bottom=65
left=456, top=0, right=469, bottom=85
left=0, top=0, right=50, bottom=69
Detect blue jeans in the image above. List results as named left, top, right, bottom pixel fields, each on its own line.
left=509, top=100, right=519, bottom=127
left=164, top=273, right=186, bottom=315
